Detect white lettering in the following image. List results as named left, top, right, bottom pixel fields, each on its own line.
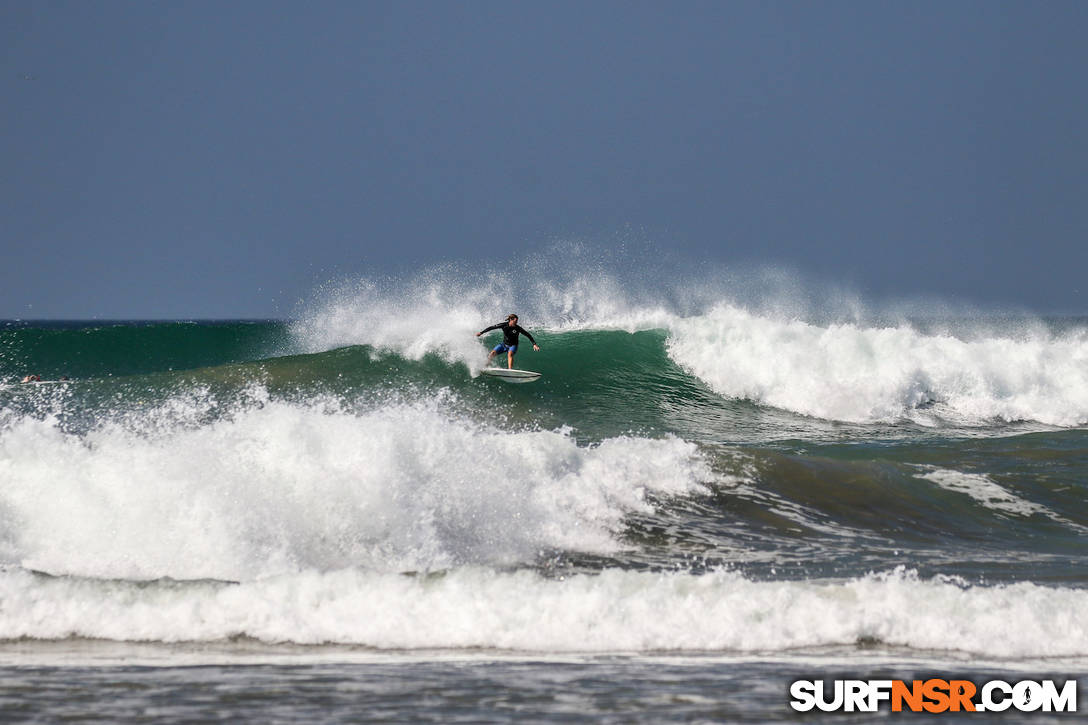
left=1041, top=680, right=1077, bottom=713
left=868, top=680, right=893, bottom=711
left=789, top=680, right=816, bottom=712
left=1013, top=680, right=1043, bottom=712
left=815, top=680, right=844, bottom=712
left=844, top=680, right=869, bottom=712
left=982, top=680, right=1013, bottom=712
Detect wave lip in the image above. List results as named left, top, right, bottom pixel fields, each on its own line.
left=667, top=305, right=1088, bottom=426
left=2, top=567, right=1085, bottom=658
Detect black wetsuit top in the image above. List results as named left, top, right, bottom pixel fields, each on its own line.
left=479, top=322, right=537, bottom=347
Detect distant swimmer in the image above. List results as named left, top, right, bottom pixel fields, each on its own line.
left=20, top=374, right=41, bottom=383
left=476, top=314, right=540, bottom=369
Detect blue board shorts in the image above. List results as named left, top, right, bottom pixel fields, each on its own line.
left=492, top=343, right=517, bottom=354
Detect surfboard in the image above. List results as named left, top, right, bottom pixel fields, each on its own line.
left=480, top=367, right=542, bottom=383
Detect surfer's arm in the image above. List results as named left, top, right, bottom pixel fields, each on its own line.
left=476, top=323, right=503, bottom=336
left=517, top=326, right=540, bottom=348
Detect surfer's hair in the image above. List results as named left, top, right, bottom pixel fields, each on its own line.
left=507, top=313, right=518, bottom=321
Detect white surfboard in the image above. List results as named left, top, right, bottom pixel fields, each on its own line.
left=480, top=367, right=542, bottom=383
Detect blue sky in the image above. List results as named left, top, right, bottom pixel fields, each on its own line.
left=3, top=1, right=1086, bottom=318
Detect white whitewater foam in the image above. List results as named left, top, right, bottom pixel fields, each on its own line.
left=917, top=468, right=1051, bottom=518
left=1, top=567, right=1085, bottom=658
left=0, top=391, right=710, bottom=582
left=667, top=304, right=1088, bottom=425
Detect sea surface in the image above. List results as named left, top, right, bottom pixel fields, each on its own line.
left=1, top=275, right=1086, bottom=721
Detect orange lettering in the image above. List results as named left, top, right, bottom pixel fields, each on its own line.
left=923, top=679, right=951, bottom=713
left=948, top=680, right=976, bottom=712
left=892, top=680, right=924, bottom=712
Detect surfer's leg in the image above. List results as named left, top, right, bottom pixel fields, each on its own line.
left=507, top=350, right=514, bottom=369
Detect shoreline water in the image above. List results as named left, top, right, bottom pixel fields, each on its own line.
left=0, top=652, right=1083, bottom=723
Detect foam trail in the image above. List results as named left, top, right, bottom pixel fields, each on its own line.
left=0, top=390, right=710, bottom=581
left=667, top=304, right=1088, bottom=425
left=917, top=468, right=1054, bottom=518
left=1, top=568, right=1085, bottom=657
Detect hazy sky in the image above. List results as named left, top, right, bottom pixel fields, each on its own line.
left=3, top=1, right=1086, bottom=318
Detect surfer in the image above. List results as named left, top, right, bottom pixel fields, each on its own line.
left=476, top=314, right=540, bottom=369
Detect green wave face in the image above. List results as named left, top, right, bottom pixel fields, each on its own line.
left=238, top=328, right=783, bottom=444
left=0, top=321, right=290, bottom=380
left=0, top=320, right=1065, bottom=444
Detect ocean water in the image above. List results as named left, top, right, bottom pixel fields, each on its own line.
left=1, top=272, right=1086, bottom=721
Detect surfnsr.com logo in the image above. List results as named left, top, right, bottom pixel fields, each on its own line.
left=789, top=679, right=1078, bottom=713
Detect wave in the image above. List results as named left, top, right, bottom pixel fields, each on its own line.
left=668, top=304, right=1088, bottom=426
left=6, top=261, right=1087, bottom=429
left=2, top=382, right=1084, bottom=586
left=0, top=389, right=709, bottom=582
left=287, top=313, right=1088, bottom=430
left=288, top=266, right=1088, bottom=428
left=2, top=567, right=1085, bottom=658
